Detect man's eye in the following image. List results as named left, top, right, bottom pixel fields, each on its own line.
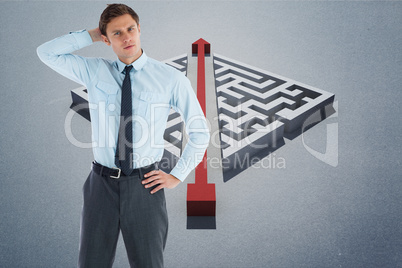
left=114, top=32, right=120, bottom=35
left=128, top=28, right=133, bottom=31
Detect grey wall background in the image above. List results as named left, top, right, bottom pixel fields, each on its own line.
left=1, top=1, right=401, bottom=267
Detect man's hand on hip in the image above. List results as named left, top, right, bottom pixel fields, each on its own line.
left=142, top=170, right=181, bottom=194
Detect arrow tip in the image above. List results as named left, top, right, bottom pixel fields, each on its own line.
left=192, top=38, right=211, bottom=54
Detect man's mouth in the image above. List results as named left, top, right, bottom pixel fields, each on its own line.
left=124, top=45, right=134, bottom=49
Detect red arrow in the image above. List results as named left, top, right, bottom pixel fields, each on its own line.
left=192, top=38, right=210, bottom=117
left=193, top=38, right=209, bottom=185
left=187, top=39, right=216, bottom=216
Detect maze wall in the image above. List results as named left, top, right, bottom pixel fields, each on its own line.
left=214, top=54, right=335, bottom=181
left=163, top=54, right=187, bottom=74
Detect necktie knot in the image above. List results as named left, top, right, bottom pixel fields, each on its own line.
left=124, top=65, right=133, bottom=74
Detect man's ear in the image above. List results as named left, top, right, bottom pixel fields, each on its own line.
left=101, top=35, right=111, bottom=46
left=138, top=24, right=141, bottom=35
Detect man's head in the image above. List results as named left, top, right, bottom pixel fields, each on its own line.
left=99, top=4, right=139, bottom=36
left=99, top=4, right=142, bottom=65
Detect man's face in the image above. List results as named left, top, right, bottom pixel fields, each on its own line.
left=102, top=14, right=142, bottom=65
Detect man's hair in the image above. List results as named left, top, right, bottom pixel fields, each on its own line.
left=99, top=4, right=140, bottom=36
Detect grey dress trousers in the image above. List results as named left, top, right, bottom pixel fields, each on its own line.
left=78, top=162, right=168, bottom=268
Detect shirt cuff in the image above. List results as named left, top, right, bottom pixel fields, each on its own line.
left=170, top=165, right=192, bottom=182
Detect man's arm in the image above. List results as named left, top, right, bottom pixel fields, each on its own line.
left=37, top=28, right=102, bottom=86
left=142, top=71, right=210, bottom=193
left=169, top=72, right=210, bottom=182
left=141, top=74, right=196, bottom=192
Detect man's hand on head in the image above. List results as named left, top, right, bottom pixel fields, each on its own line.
left=142, top=170, right=181, bottom=194
left=88, top=28, right=103, bottom=43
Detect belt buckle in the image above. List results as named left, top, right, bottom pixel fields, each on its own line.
left=110, top=167, right=121, bottom=179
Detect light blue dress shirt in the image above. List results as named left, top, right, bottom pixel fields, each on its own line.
left=37, top=29, right=210, bottom=182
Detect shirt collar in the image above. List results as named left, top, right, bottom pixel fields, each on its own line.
left=115, top=50, right=148, bottom=73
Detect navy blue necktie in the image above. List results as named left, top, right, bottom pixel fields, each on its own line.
left=115, top=65, right=133, bottom=176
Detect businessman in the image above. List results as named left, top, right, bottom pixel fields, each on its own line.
left=37, top=3, right=209, bottom=268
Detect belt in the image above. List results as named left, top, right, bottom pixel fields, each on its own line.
left=91, top=161, right=158, bottom=179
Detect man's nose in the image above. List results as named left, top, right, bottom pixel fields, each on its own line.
left=122, top=32, right=131, bottom=43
